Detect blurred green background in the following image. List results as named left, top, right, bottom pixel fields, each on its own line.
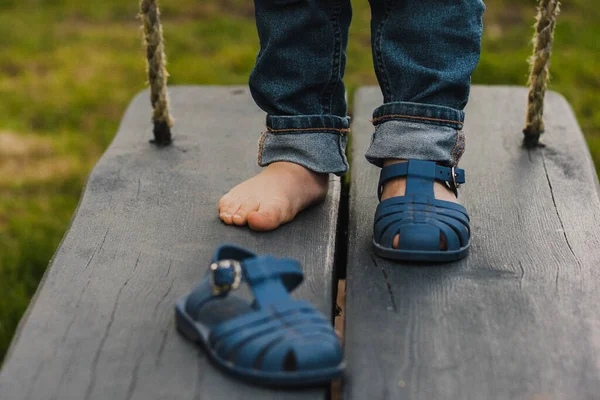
left=0, top=0, right=598, bottom=362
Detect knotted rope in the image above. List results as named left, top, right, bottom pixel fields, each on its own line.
left=523, top=0, right=560, bottom=148
left=139, top=0, right=174, bottom=146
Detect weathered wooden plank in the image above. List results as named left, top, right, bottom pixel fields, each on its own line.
left=0, top=86, right=340, bottom=400
left=344, top=86, right=600, bottom=400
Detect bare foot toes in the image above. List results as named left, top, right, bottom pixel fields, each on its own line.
left=231, top=198, right=260, bottom=226
left=247, top=202, right=286, bottom=232
left=218, top=196, right=241, bottom=225
left=218, top=162, right=328, bottom=231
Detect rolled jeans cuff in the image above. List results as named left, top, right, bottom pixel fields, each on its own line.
left=258, top=114, right=350, bottom=175
left=366, top=101, right=466, bottom=167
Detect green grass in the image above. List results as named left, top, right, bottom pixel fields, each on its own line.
left=0, top=0, right=598, bottom=361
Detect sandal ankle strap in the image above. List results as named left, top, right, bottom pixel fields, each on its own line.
left=185, top=245, right=304, bottom=314
left=378, top=160, right=466, bottom=200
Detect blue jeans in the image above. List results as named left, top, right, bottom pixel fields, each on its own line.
left=251, top=0, right=485, bottom=175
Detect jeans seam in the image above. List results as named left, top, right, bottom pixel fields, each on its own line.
left=451, top=130, right=466, bottom=166
left=320, top=0, right=343, bottom=115
left=371, top=114, right=464, bottom=127
left=374, top=0, right=395, bottom=101
left=458, top=131, right=466, bottom=165
left=267, top=126, right=349, bottom=134
left=336, top=134, right=346, bottom=168
left=450, top=129, right=460, bottom=165
left=257, top=130, right=268, bottom=165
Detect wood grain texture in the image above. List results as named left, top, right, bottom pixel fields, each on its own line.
left=344, top=86, right=600, bottom=400
left=0, top=86, right=340, bottom=400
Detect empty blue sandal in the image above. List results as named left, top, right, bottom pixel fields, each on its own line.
left=175, top=244, right=344, bottom=387
left=373, top=159, right=470, bottom=262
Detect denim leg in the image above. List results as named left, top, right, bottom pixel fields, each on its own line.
left=366, top=0, right=485, bottom=167
left=250, top=0, right=352, bottom=175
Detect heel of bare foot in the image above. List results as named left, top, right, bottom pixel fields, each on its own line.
left=218, top=162, right=329, bottom=232
left=381, top=159, right=460, bottom=250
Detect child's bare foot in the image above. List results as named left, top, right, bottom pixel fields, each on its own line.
left=381, top=159, right=459, bottom=250
left=218, top=162, right=329, bottom=231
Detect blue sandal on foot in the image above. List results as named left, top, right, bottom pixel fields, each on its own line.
left=175, top=245, right=344, bottom=387
left=373, top=159, right=470, bottom=262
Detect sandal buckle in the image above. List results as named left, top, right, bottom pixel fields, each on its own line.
left=210, top=259, right=243, bottom=296
left=450, top=167, right=461, bottom=197
left=452, top=167, right=461, bottom=189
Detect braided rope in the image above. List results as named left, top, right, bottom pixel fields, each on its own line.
left=523, top=0, right=560, bottom=148
left=140, top=0, right=173, bottom=146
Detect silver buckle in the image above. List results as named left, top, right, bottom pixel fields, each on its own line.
left=451, top=167, right=461, bottom=190
left=450, top=167, right=461, bottom=197
left=210, top=259, right=242, bottom=296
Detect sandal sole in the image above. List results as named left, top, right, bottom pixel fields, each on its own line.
left=373, top=239, right=470, bottom=263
